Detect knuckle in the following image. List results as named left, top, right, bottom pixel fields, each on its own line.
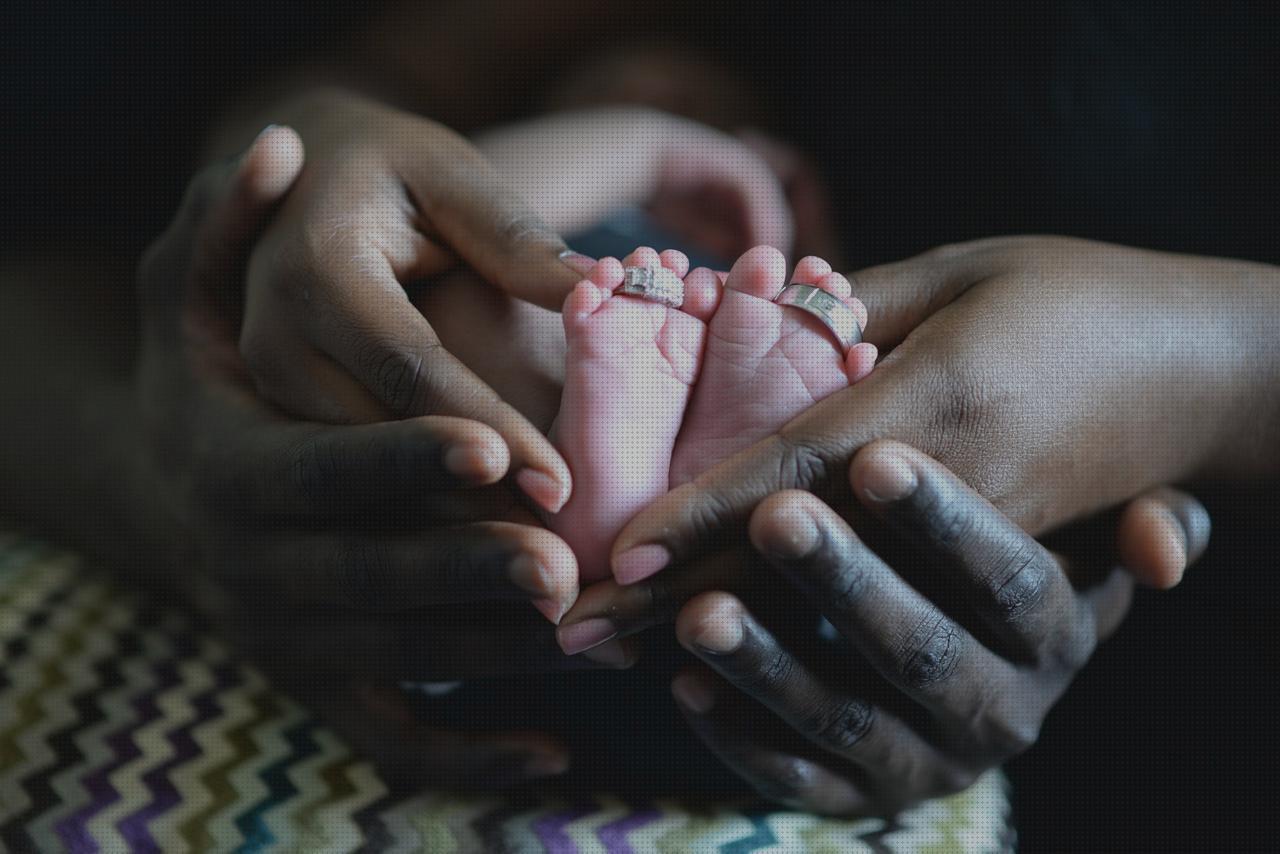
left=364, top=344, right=431, bottom=418
left=913, top=476, right=979, bottom=552
left=807, top=699, right=875, bottom=753
left=774, top=435, right=833, bottom=490
left=737, top=646, right=798, bottom=697
left=897, top=615, right=964, bottom=690
left=984, top=540, right=1049, bottom=623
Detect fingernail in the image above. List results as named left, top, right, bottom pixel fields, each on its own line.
left=614, top=544, right=670, bottom=584
left=860, top=453, right=918, bottom=504
left=671, top=671, right=715, bottom=714
left=443, top=441, right=493, bottom=482
left=516, top=468, right=568, bottom=514
left=558, top=617, right=617, bottom=655
left=509, top=553, right=549, bottom=598
left=691, top=607, right=744, bottom=655
left=762, top=511, right=821, bottom=559
left=559, top=249, right=597, bottom=275
left=582, top=638, right=633, bottom=668
left=533, top=597, right=566, bottom=625
left=525, top=752, right=570, bottom=777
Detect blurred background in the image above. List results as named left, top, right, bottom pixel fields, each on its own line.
left=4, top=2, right=1279, bottom=849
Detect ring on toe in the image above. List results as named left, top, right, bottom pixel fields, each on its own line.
left=621, top=265, right=685, bottom=308
left=773, top=284, right=861, bottom=353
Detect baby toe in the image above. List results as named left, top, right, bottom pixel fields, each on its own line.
left=791, top=255, right=833, bottom=284
left=659, top=249, right=690, bottom=278
left=624, top=246, right=662, bottom=269
left=814, top=271, right=852, bottom=300
left=681, top=267, right=723, bottom=321
left=724, top=245, right=788, bottom=300
left=589, top=257, right=626, bottom=290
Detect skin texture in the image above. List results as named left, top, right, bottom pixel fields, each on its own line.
left=549, top=249, right=708, bottom=581
left=549, top=244, right=872, bottom=583
left=662, top=441, right=1212, bottom=815
left=590, top=236, right=1279, bottom=590
left=2, top=127, right=657, bottom=790
left=669, top=246, right=876, bottom=490
left=555, top=236, right=1280, bottom=812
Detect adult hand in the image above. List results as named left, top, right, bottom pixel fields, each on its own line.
left=594, top=236, right=1274, bottom=591
left=130, top=127, right=628, bottom=788
left=661, top=441, right=1209, bottom=815
left=235, top=90, right=584, bottom=512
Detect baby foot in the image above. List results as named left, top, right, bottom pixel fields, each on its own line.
left=549, top=247, right=719, bottom=582
left=668, top=246, right=877, bottom=489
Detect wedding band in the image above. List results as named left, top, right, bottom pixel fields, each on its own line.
left=620, top=265, right=685, bottom=308
left=773, top=284, right=861, bottom=353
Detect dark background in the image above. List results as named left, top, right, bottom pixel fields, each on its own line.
left=4, top=2, right=1278, bottom=850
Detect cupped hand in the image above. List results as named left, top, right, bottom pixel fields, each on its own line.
left=596, top=235, right=1272, bottom=590
left=661, top=442, right=1209, bottom=815
left=130, top=126, right=628, bottom=789
left=234, top=90, right=585, bottom=513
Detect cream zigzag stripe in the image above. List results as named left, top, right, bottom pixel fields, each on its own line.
left=177, top=664, right=266, bottom=851
left=376, top=791, right=435, bottom=853
left=301, top=751, right=389, bottom=853
left=268, top=700, right=375, bottom=853
left=1, top=577, right=108, bottom=827
left=0, top=550, right=75, bottom=641
left=607, top=798, right=688, bottom=852
left=208, top=684, right=308, bottom=849
left=148, top=636, right=235, bottom=853
left=564, top=794, right=630, bottom=851
left=654, top=803, right=756, bottom=851
left=402, top=790, right=500, bottom=853
left=25, top=591, right=133, bottom=847
left=86, top=615, right=195, bottom=849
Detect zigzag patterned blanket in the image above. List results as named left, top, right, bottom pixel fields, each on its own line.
left=0, top=534, right=1013, bottom=852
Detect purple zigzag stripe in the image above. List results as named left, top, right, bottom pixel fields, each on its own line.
left=531, top=803, right=597, bottom=854
left=114, top=658, right=238, bottom=851
left=56, top=652, right=181, bottom=851
left=596, top=807, right=663, bottom=854
left=0, top=582, right=81, bottom=853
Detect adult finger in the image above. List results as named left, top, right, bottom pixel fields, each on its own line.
left=745, top=494, right=1039, bottom=751
left=846, top=440, right=1102, bottom=667
left=1117, top=486, right=1211, bottom=588
left=297, top=248, right=572, bottom=514
left=197, top=414, right=518, bottom=521
left=671, top=665, right=872, bottom=816
left=674, top=593, right=979, bottom=800
left=250, top=521, right=579, bottom=620
left=557, top=550, right=752, bottom=655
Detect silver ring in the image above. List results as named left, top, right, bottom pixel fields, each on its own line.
left=773, top=284, right=861, bottom=353
left=619, top=265, right=684, bottom=309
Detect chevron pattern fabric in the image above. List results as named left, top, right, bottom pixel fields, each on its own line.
left=0, top=534, right=1013, bottom=852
